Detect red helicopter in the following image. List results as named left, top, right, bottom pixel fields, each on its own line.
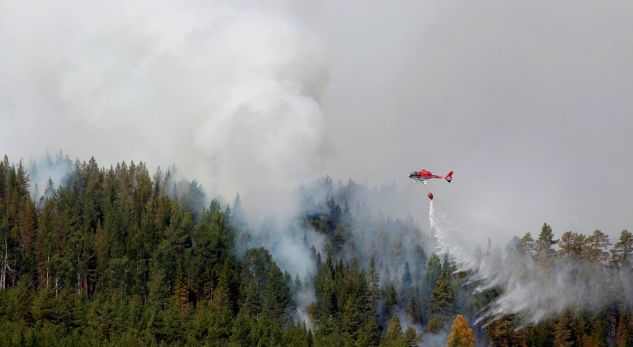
left=408, top=169, right=453, bottom=200
left=409, top=169, right=453, bottom=184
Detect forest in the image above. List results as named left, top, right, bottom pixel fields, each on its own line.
left=1, top=154, right=632, bottom=346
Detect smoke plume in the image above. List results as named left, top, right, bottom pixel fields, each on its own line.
left=0, top=0, right=327, bottom=221
left=430, top=201, right=633, bottom=325
left=3, top=0, right=633, bottom=331
left=1, top=1, right=331, bottom=323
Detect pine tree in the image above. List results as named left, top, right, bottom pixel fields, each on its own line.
left=559, top=231, right=585, bottom=260
left=447, top=314, right=475, bottom=347
left=262, top=265, right=291, bottom=323
left=381, top=314, right=407, bottom=347
left=536, top=223, right=557, bottom=264
left=368, top=257, right=380, bottom=307
left=516, top=232, right=535, bottom=257
left=610, top=230, right=633, bottom=268
left=584, top=230, right=611, bottom=264
left=406, top=297, right=420, bottom=323
left=486, top=316, right=517, bottom=347
left=341, top=297, right=361, bottom=345
left=228, top=307, right=252, bottom=346
left=553, top=314, right=574, bottom=347
left=427, top=260, right=454, bottom=331
left=426, top=253, right=442, bottom=288
left=614, top=313, right=630, bottom=347
left=356, top=315, right=380, bottom=347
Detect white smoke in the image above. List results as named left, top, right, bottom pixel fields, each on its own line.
left=26, top=151, right=74, bottom=202
left=429, top=201, right=633, bottom=325
left=419, top=330, right=448, bottom=347
left=0, top=0, right=328, bottom=324
left=0, top=0, right=327, bottom=221
left=232, top=213, right=325, bottom=326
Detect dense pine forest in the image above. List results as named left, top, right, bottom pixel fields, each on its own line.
left=1, top=154, right=632, bottom=346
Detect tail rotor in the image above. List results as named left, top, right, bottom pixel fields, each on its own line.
left=445, top=171, right=453, bottom=182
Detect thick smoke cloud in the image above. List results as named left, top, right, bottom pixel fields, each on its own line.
left=1, top=4, right=329, bottom=323
left=0, top=0, right=326, bottom=222
left=2, top=0, right=633, bottom=329
left=2, top=0, right=633, bottom=238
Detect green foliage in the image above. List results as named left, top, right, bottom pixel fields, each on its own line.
left=536, top=223, right=557, bottom=264
left=0, top=156, right=306, bottom=345
left=426, top=255, right=454, bottom=331
left=1, top=155, right=632, bottom=346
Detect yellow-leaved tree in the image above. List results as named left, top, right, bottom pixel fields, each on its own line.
left=447, top=314, right=475, bottom=347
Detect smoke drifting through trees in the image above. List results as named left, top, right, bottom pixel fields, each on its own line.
left=26, top=152, right=73, bottom=204
left=3, top=0, right=633, bottom=344
left=228, top=177, right=432, bottom=327
left=17, top=149, right=430, bottom=328
left=0, top=0, right=327, bottom=223
left=430, top=200, right=633, bottom=325
left=4, top=155, right=633, bottom=344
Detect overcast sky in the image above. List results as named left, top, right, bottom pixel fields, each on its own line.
left=312, top=0, right=633, bottom=238
left=1, top=0, right=632, bottom=240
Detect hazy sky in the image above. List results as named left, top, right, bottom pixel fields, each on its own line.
left=312, top=0, right=633, bottom=238
left=1, top=0, right=632, bottom=240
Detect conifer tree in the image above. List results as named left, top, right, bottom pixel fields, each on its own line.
left=553, top=314, right=574, bottom=347
left=584, top=230, right=611, bottom=263
left=536, top=223, right=557, bottom=264
left=367, top=257, right=380, bottom=308
left=516, top=232, right=535, bottom=257
left=610, top=230, right=633, bottom=268
left=381, top=313, right=407, bottom=347
left=447, top=314, right=475, bottom=347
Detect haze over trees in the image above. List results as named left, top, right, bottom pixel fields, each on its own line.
left=0, top=155, right=632, bottom=346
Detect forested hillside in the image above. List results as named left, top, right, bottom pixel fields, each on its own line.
left=0, top=155, right=632, bottom=346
